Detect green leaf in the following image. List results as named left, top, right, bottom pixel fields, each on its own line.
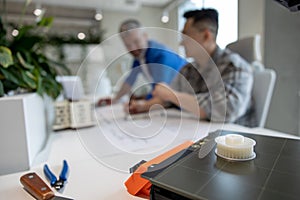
left=0, top=67, right=20, bottom=85
left=0, top=80, right=4, bottom=96
left=42, top=76, right=62, bottom=99
left=0, top=46, right=14, bottom=68
left=2, top=79, right=19, bottom=92
left=37, top=17, right=54, bottom=27
left=12, top=35, right=42, bottom=51
left=15, top=25, right=34, bottom=40
left=16, top=52, right=35, bottom=70
left=21, top=70, right=37, bottom=89
left=36, top=75, right=43, bottom=96
left=0, top=17, right=7, bottom=46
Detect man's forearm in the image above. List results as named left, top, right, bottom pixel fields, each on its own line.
left=143, top=97, right=166, bottom=111
left=168, top=91, right=207, bottom=119
left=114, top=82, right=131, bottom=101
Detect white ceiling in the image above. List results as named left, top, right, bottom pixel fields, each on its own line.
left=137, top=0, right=172, bottom=7
left=9, top=0, right=172, bottom=9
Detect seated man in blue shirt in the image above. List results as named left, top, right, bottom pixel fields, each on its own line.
left=103, top=19, right=187, bottom=104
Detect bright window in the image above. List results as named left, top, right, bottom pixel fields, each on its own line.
left=178, top=0, right=238, bottom=49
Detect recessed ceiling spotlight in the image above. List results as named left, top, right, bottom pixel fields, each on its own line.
left=33, top=8, right=43, bottom=16
left=161, top=11, right=169, bottom=23
left=95, top=13, right=103, bottom=21
left=77, top=32, right=86, bottom=40
left=12, top=29, right=19, bottom=37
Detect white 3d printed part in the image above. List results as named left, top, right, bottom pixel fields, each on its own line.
left=215, top=134, right=256, bottom=161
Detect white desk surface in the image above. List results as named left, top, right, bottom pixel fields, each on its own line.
left=1, top=105, right=299, bottom=200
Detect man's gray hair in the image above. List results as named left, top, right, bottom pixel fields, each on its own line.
left=119, top=19, right=142, bottom=32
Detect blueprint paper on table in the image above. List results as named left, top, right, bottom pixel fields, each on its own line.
left=92, top=104, right=213, bottom=153
left=76, top=104, right=227, bottom=172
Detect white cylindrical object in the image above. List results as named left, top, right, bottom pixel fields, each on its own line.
left=225, top=134, right=244, bottom=145
left=215, top=134, right=256, bottom=160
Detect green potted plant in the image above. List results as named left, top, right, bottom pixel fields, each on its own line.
left=0, top=4, right=69, bottom=99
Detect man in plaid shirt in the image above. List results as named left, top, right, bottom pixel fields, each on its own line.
left=126, top=8, right=256, bottom=127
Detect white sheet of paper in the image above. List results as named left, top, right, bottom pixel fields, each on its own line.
left=75, top=104, right=227, bottom=171
left=89, top=105, right=212, bottom=154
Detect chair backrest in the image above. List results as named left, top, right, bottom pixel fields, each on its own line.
left=226, top=34, right=262, bottom=64
left=252, top=69, right=276, bottom=127
left=226, top=35, right=276, bottom=127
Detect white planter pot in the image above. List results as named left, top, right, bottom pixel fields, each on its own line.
left=0, top=93, right=47, bottom=175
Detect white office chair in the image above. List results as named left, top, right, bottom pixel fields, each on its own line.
left=226, top=34, right=265, bottom=71
left=226, top=35, right=276, bottom=127
left=226, top=34, right=262, bottom=64
left=252, top=69, right=276, bottom=127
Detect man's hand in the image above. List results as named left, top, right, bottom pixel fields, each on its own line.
left=97, top=97, right=113, bottom=107
left=124, top=100, right=149, bottom=114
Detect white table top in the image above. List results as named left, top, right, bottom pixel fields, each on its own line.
left=1, top=105, right=299, bottom=200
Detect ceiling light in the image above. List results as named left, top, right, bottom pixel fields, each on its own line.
left=77, top=32, right=86, bottom=40
left=161, top=0, right=186, bottom=24
left=95, top=8, right=103, bottom=21
left=33, top=8, right=43, bottom=16
left=33, top=2, right=45, bottom=17
left=161, top=11, right=169, bottom=23
left=95, top=13, right=103, bottom=21
left=11, top=29, right=19, bottom=37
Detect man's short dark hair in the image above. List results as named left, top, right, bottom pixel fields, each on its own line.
left=183, top=9, right=219, bottom=37
left=119, top=19, right=142, bottom=33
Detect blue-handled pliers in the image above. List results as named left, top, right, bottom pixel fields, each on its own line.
left=43, top=160, right=69, bottom=191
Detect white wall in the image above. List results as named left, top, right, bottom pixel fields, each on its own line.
left=239, top=0, right=300, bottom=135
left=101, top=6, right=179, bottom=52
left=264, top=0, right=300, bottom=135
left=238, top=0, right=265, bottom=61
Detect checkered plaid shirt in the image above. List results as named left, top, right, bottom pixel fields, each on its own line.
left=171, top=46, right=257, bottom=127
